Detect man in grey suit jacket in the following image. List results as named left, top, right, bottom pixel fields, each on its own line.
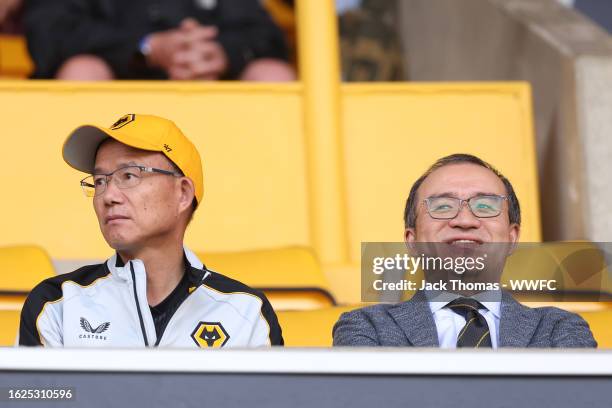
left=333, top=154, right=597, bottom=348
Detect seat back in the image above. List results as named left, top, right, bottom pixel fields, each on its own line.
left=276, top=306, right=357, bottom=346
left=503, top=241, right=612, bottom=301
left=199, top=247, right=335, bottom=310
left=0, top=245, right=55, bottom=294
left=0, top=35, right=33, bottom=78
left=0, top=309, right=21, bottom=346
left=0, top=245, right=55, bottom=346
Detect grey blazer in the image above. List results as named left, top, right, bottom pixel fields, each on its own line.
left=333, top=291, right=597, bottom=347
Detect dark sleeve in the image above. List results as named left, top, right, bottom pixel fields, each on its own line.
left=18, top=281, right=62, bottom=346
left=260, top=294, right=284, bottom=346
left=550, top=311, right=598, bottom=348
left=18, top=294, right=43, bottom=346
left=23, top=0, right=145, bottom=78
left=214, top=0, right=288, bottom=78
left=333, top=309, right=381, bottom=346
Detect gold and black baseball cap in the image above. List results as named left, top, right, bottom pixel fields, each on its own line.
left=62, top=114, right=203, bottom=204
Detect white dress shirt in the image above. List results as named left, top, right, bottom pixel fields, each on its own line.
left=427, top=292, right=501, bottom=348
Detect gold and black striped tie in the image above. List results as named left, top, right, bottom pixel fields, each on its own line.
left=446, top=298, right=492, bottom=348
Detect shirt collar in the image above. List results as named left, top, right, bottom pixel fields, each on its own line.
left=426, top=290, right=502, bottom=318
left=473, top=291, right=502, bottom=318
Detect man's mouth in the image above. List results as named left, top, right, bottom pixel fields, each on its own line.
left=105, top=215, right=129, bottom=224
left=446, top=238, right=483, bottom=245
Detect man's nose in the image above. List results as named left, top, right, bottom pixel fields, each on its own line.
left=100, top=176, right=124, bottom=204
left=448, top=202, right=481, bottom=229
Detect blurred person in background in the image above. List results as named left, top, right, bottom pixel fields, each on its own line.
left=0, top=0, right=22, bottom=33
left=338, top=0, right=404, bottom=81
left=24, top=0, right=295, bottom=81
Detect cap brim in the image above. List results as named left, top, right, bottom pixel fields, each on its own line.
left=62, top=125, right=115, bottom=174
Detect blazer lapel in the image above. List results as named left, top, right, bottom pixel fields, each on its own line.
left=388, top=291, right=439, bottom=347
left=499, top=291, right=540, bottom=347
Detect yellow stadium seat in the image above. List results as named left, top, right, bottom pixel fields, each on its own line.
left=0, top=309, right=20, bottom=346
left=277, top=306, right=357, bottom=346
left=503, top=241, right=612, bottom=302
left=199, top=247, right=336, bottom=310
left=0, top=245, right=55, bottom=292
left=579, top=310, right=612, bottom=348
left=0, top=245, right=55, bottom=346
left=341, top=83, right=541, bottom=258
left=0, top=35, right=33, bottom=78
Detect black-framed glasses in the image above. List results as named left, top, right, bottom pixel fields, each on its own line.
left=423, top=195, right=507, bottom=219
left=80, top=165, right=180, bottom=197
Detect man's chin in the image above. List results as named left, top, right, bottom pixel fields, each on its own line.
left=103, top=234, right=137, bottom=253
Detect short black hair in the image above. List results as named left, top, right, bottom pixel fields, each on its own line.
left=403, top=153, right=521, bottom=228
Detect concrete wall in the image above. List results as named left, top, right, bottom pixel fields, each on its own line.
left=398, top=0, right=612, bottom=241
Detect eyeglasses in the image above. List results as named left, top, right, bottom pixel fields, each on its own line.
left=423, top=195, right=507, bottom=219
left=80, top=165, right=180, bottom=197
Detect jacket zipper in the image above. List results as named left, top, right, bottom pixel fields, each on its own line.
left=130, top=262, right=149, bottom=346
left=155, top=266, right=208, bottom=346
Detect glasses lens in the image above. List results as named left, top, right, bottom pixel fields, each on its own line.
left=427, top=197, right=459, bottom=219
left=469, top=195, right=503, bottom=217
left=114, top=166, right=142, bottom=189
left=80, top=176, right=97, bottom=197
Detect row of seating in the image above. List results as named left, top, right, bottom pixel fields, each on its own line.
left=1, top=244, right=612, bottom=347
left=0, top=81, right=542, bottom=304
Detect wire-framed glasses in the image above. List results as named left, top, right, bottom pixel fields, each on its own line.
left=80, top=165, right=179, bottom=197
left=423, top=195, right=507, bottom=219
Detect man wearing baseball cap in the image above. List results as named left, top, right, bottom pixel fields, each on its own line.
left=19, top=114, right=283, bottom=348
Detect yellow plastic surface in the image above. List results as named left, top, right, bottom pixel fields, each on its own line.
left=297, top=0, right=348, bottom=265
left=0, top=245, right=55, bottom=292
left=199, top=247, right=329, bottom=289
left=342, top=83, right=541, bottom=265
left=0, top=35, right=33, bottom=78
left=277, top=306, right=356, bottom=346
left=504, top=241, right=612, bottom=300
left=0, top=310, right=20, bottom=346
left=199, top=247, right=334, bottom=310
left=580, top=310, right=612, bottom=348
left=0, top=82, right=309, bottom=259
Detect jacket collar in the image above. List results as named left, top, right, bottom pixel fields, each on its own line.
left=106, top=246, right=209, bottom=284
left=388, top=290, right=538, bottom=347
left=388, top=291, right=439, bottom=347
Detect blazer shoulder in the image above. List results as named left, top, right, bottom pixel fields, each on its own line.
left=534, top=306, right=597, bottom=348
left=336, top=303, right=396, bottom=324
left=333, top=304, right=396, bottom=346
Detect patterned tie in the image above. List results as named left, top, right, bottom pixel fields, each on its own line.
left=445, top=298, right=492, bottom=348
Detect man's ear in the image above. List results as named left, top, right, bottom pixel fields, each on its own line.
left=404, top=228, right=417, bottom=254
left=507, top=223, right=520, bottom=254
left=177, top=177, right=195, bottom=215
left=404, top=228, right=416, bottom=243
